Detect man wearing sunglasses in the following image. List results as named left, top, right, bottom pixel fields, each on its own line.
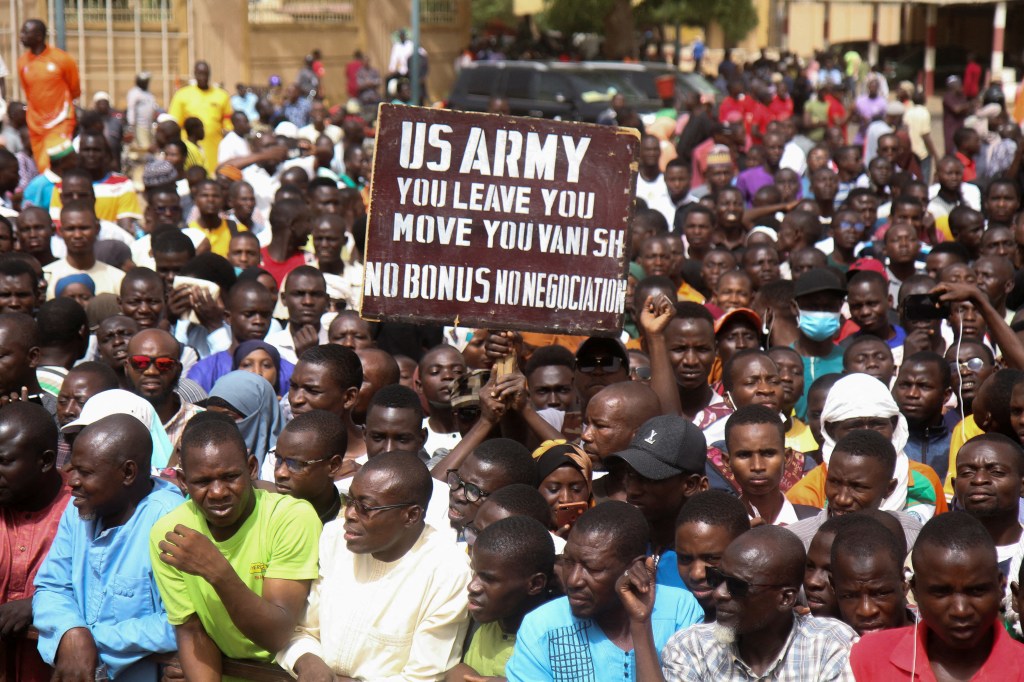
left=125, top=328, right=203, bottom=453
left=573, top=337, right=630, bottom=417
left=654, top=525, right=856, bottom=680
left=278, top=452, right=472, bottom=681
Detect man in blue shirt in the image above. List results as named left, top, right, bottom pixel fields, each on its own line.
left=605, top=415, right=710, bottom=589
left=506, top=501, right=703, bottom=681
left=33, top=413, right=182, bottom=681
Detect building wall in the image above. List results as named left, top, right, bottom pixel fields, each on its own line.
left=0, top=0, right=470, bottom=110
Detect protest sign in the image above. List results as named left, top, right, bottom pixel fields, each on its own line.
left=360, top=104, right=641, bottom=336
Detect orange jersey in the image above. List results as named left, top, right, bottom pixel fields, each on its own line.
left=18, top=46, right=80, bottom=133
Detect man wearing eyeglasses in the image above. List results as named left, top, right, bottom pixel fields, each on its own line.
left=124, top=328, right=203, bottom=453
left=273, top=409, right=349, bottom=524
left=650, top=525, right=857, bottom=681
left=278, top=452, right=472, bottom=680
left=445, top=438, right=537, bottom=538
left=151, top=417, right=321, bottom=680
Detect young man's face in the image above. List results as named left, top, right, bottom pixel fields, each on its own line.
left=675, top=521, right=737, bottom=615
left=825, top=452, right=895, bottom=517
left=832, top=549, right=908, bottom=635
left=937, top=160, right=964, bottom=192
left=724, top=421, right=785, bottom=499
left=911, top=544, right=1003, bottom=651
left=846, top=280, right=889, bottom=336
left=804, top=530, right=839, bottom=618
left=467, top=545, right=541, bottom=623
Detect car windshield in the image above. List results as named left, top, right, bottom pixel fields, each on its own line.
left=678, top=73, right=719, bottom=96
left=566, top=71, right=647, bottom=103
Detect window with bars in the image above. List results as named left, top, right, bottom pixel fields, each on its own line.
left=421, top=0, right=458, bottom=25
left=63, top=0, right=173, bottom=25
left=248, top=0, right=355, bottom=24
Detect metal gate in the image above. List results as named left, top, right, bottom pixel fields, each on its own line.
left=0, top=0, right=194, bottom=108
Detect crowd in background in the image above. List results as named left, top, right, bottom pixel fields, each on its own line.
left=6, top=14, right=1024, bottom=682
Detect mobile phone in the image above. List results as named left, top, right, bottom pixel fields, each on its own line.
left=903, top=293, right=950, bottom=321
left=554, top=501, right=588, bottom=529
left=561, top=411, right=583, bottom=441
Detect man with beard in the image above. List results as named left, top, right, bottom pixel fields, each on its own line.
left=33, top=414, right=181, bottom=681
left=653, top=526, right=856, bottom=680
left=125, top=329, right=204, bottom=451
left=507, top=502, right=702, bottom=681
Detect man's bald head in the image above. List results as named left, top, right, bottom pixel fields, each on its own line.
left=126, top=327, right=181, bottom=357
left=0, top=400, right=57, bottom=457
left=76, top=413, right=154, bottom=472
left=356, top=451, right=432, bottom=509
left=728, top=525, right=805, bottom=587
left=0, top=311, right=38, bottom=350
left=357, top=348, right=401, bottom=386
left=591, top=381, right=661, bottom=427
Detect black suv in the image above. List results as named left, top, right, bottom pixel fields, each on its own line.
left=447, top=61, right=648, bottom=122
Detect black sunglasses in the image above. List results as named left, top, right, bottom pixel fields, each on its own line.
left=705, top=565, right=788, bottom=599
left=577, top=356, right=623, bottom=374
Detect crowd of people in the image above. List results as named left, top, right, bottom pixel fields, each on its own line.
left=7, top=14, right=1024, bottom=682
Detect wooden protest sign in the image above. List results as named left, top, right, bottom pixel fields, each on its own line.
left=360, top=104, right=641, bottom=336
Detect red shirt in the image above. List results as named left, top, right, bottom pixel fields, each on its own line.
left=824, top=94, right=848, bottom=142
left=850, top=621, right=1024, bottom=681
left=956, top=150, right=978, bottom=182
left=768, top=95, right=794, bottom=121
left=719, top=96, right=746, bottom=124
left=260, top=247, right=311, bottom=288
left=0, top=478, right=72, bottom=681
left=748, top=100, right=772, bottom=143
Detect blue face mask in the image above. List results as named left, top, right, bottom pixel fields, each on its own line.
left=233, top=266, right=244, bottom=276
left=797, top=309, right=841, bottom=342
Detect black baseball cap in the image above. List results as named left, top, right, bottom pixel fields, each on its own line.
left=606, top=415, right=708, bottom=480
left=794, top=267, right=846, bottom=299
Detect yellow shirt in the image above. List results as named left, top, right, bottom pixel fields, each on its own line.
left=168, top=84, right=232, bottom=174
left=189, top=218, right=245, bottom=258
left=943, top=414, right=985, bottom=497
left=786, top=417, right=818, bottom=454
left=150, top=490, right=321, bottom=662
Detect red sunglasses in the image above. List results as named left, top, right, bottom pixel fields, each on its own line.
left=127, top=354, right=178, bottom=373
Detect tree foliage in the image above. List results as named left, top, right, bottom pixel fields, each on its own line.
left=471, top=0, right=518, bottom=30
left=543, top=0, right=759, bottom=49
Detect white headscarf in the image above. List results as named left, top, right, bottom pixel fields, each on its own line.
left=819, top=373, right=911, bottom=514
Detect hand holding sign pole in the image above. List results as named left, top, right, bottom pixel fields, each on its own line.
left=360, top=104, right=641, bottom=344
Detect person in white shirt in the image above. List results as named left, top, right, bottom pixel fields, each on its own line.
left=388, top=30, right=415, bottom=75
left=43, top=202, right=124, bottom=299
left=722, top=404, right=818, bottom=525
left=297, top=100, right=343, bottom=145
left=217, top=112, right=251, bottom=165
left=277, top=452, right=471, bottom=680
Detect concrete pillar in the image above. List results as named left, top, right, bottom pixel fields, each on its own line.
left=777, top=0, right=789, bottom=52
left=868, top=3, right=880, bottom=67
left=992, top=1, right=1007, bottom=78
left=823, top=2, right=831, bottom=49
left=924, top=5, right=937, bottom=96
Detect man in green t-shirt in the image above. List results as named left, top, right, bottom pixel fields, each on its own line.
left=150, top=415, right=321, bottom=678
left=447, top=516, right=555, bottom=679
